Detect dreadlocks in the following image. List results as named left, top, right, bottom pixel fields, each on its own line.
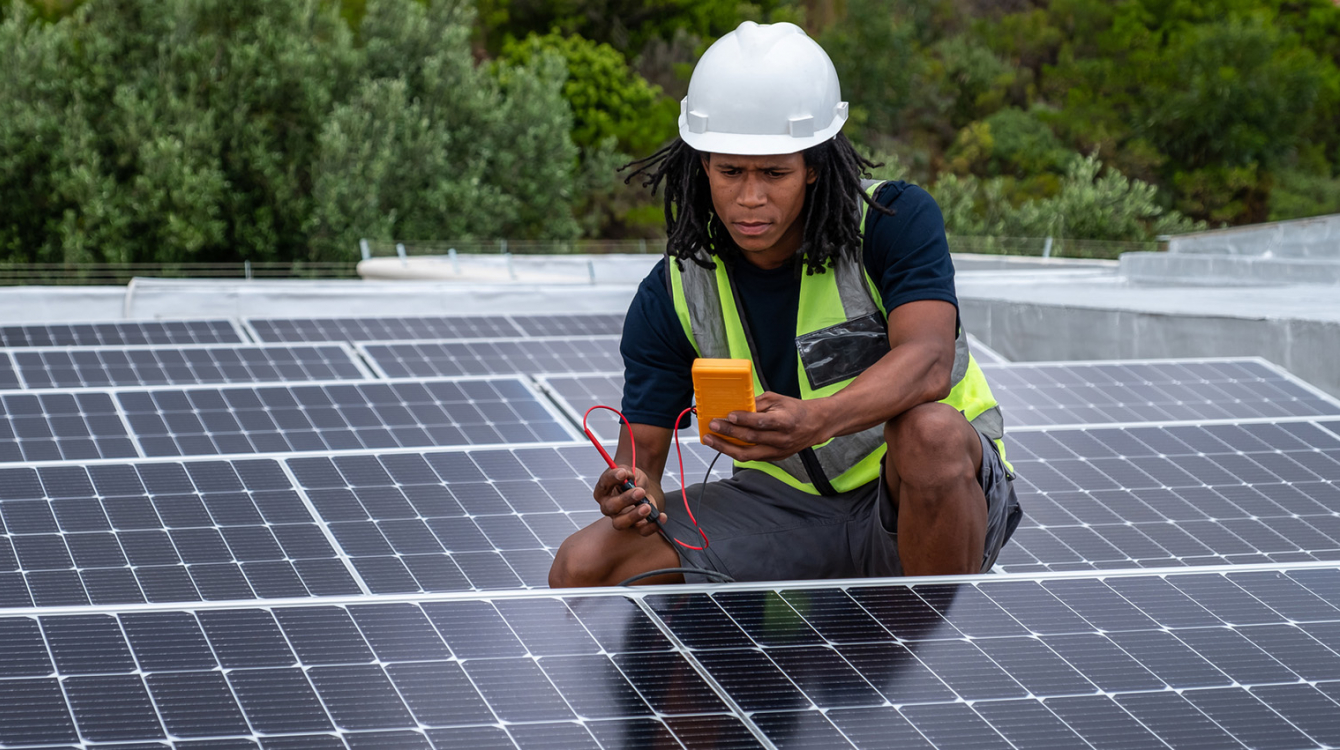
left=621, top=133, right=895, bottom=276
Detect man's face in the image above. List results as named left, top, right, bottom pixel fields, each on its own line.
left=702, top=152, right=816, bottom=262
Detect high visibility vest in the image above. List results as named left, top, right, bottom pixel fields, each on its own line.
left=667, top=180, right=1007, bottom=495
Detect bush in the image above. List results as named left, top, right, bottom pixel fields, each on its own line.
left=0, top=0, right=585, bottom=265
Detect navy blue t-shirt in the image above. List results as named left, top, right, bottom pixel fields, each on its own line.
left=620, top=180, right=957, bottom=428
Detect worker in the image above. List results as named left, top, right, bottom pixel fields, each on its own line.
left=549, top=21, right=1021, bottom=587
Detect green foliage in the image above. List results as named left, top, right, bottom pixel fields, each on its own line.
left=0, top=0, right=584, bottom=264
left=500, top=30, right=674, bottom=155
left=930, top=154, right=1204, bottom=241
left=948, top=107, right=1074, bottom=178
left=475, top=0, right=788, bottom=55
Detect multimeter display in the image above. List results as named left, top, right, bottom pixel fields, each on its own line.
left=692, top=358, right=756, bottom=446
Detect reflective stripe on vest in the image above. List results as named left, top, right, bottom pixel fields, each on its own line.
left=668, top=181, right=1008, bottom=495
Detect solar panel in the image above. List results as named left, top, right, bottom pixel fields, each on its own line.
left=6, top=343, right=370, bottom=388
left=999, top=419, right=1340, bottom=572
left=511, top=313, right=625, bottom=337
left=1, top=568, right=1339, bottom=747
left=246, top=313, right=625, bottom=343
left=983, top=358, right=1340, bottom=427
left=0, top=391, right=137, bottom=463
left=541, top=359, right=1340, bottom=438
left=359, top=336, right=622, bottom=379
left=534, top=373, right=627, bottom=441
left=246, top=315, right=523, bottom=343
left=0, top=319, right=244, bottom=347
left=114, top=378, right=577, bottom=459
left=0, top=458, right=361, bottom=607
left=283, top=442, right=731, bottom=593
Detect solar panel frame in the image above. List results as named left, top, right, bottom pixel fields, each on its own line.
left=1, top=341, right=374, bottom=389
left=984, top=356, right=1340, bottom=429
left=0, top=565, right=1336, bottom=749
left=356, top=336, right=622, bottom=379
left=998, top=417, right=1340, bottom=573
left=0, top=376, right=581, bottom=465
left=0, top=319, right=248, bottom=347
left=0, top=455, right=368, bottom=608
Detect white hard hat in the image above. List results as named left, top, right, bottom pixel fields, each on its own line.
left=679, top=21, right=848, bottom=155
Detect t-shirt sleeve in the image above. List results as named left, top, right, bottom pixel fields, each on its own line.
left=862, top=182, right=958, bottom=315
left=619, top=258, right=696, bottom=429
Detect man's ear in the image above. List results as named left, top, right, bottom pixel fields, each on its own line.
left=701, top=154, right=711, bottom=172
left=806, top=166, right=818, bottom=185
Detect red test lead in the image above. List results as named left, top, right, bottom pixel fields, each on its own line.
left=582, top=404, right=710, bottom=551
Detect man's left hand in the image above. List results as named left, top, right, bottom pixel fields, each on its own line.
left=704, top=392, right=829, bottom=462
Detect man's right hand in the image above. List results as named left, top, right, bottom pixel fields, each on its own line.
left=594, top=466, right=667, bottom=536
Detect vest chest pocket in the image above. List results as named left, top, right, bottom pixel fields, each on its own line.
left=795, top=312, right=891, bottom=390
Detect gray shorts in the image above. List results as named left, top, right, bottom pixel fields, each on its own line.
left=663, top=430, right=1022, bottom=582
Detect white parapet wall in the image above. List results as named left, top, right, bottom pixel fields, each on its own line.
left=1164, top=213, right=1340, bottom=258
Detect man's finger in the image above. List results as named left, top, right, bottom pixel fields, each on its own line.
left=609, top=500, right=649, bottom=530
left=725, top=410, right=778, bottom=430
left=703, top=435, right=750, bottom=461
left=709, top=420, right=784, bottom=447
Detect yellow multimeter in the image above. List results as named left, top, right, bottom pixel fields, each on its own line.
left=692, top=358, right=756, bottom=446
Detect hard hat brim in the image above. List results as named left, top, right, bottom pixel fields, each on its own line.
left=678, top=113, right=847, bottom=156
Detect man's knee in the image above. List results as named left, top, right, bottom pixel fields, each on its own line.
left=549, top=532, right=606, bottom=588
left=884, top=403, right=977, bottom=487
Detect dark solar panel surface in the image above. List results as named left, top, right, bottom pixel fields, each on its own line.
left=0, top=391, right=137, bottom=463
left=284, top=442, right=732, bottom=593
left=999, top=419, right=1340, bottom=572
left=983, top=359, right=1340, bottom=426
left=0, top=320, right=242, bottom=347
left=8, top=343, right=368, bottom=388
left=0, top=459, right=360, bottom=607
left=0, top=570, right=1337, bottom=748
left=116, top=378, right=575, bottom=458
left=360, top=336, right=621, bottom=379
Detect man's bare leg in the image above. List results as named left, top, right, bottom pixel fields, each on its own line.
left=550, top=517, right=684, bottom=587
left=883, top=402, right=987, bottom=575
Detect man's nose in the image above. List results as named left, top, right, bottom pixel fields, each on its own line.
left=738, top=174, right=767, bottom=208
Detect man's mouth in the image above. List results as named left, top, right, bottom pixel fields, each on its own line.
left=734, top=221, right=771, bottom=236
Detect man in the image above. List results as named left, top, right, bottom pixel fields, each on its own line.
left=550, top=21, right=1021, bottom=587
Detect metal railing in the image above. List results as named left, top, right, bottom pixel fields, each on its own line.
left=0, top=235, right=1157, bottom=286
left=364, top=236, right=1157, bottom=261
left=0, top=261, right=360, bottom=286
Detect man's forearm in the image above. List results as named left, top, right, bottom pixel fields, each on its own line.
left=817, top=339, right=953, bottom=439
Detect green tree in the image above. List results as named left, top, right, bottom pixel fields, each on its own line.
left=500, top=30, right=674, bottom=155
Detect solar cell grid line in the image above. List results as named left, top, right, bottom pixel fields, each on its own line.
left=981, top=357, right=1340, bottom=428
left=244, top=315, right=526, bottom=343
left=996, top=418, right=1340, bottom=574
left=356, top=336, right=623, bottom=379
left=279, top=441, right=733, bottom=593
left=508, top=312, right=626, bottom=337
left=0, top=457, right=363, bottom=608
left=100, top=376, right=577, bottom=461
left=0, top=319, right=246, bottom=347
left=6, top=341, right=373, bottom=389
left=0, top=595, right=765, bottom=749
